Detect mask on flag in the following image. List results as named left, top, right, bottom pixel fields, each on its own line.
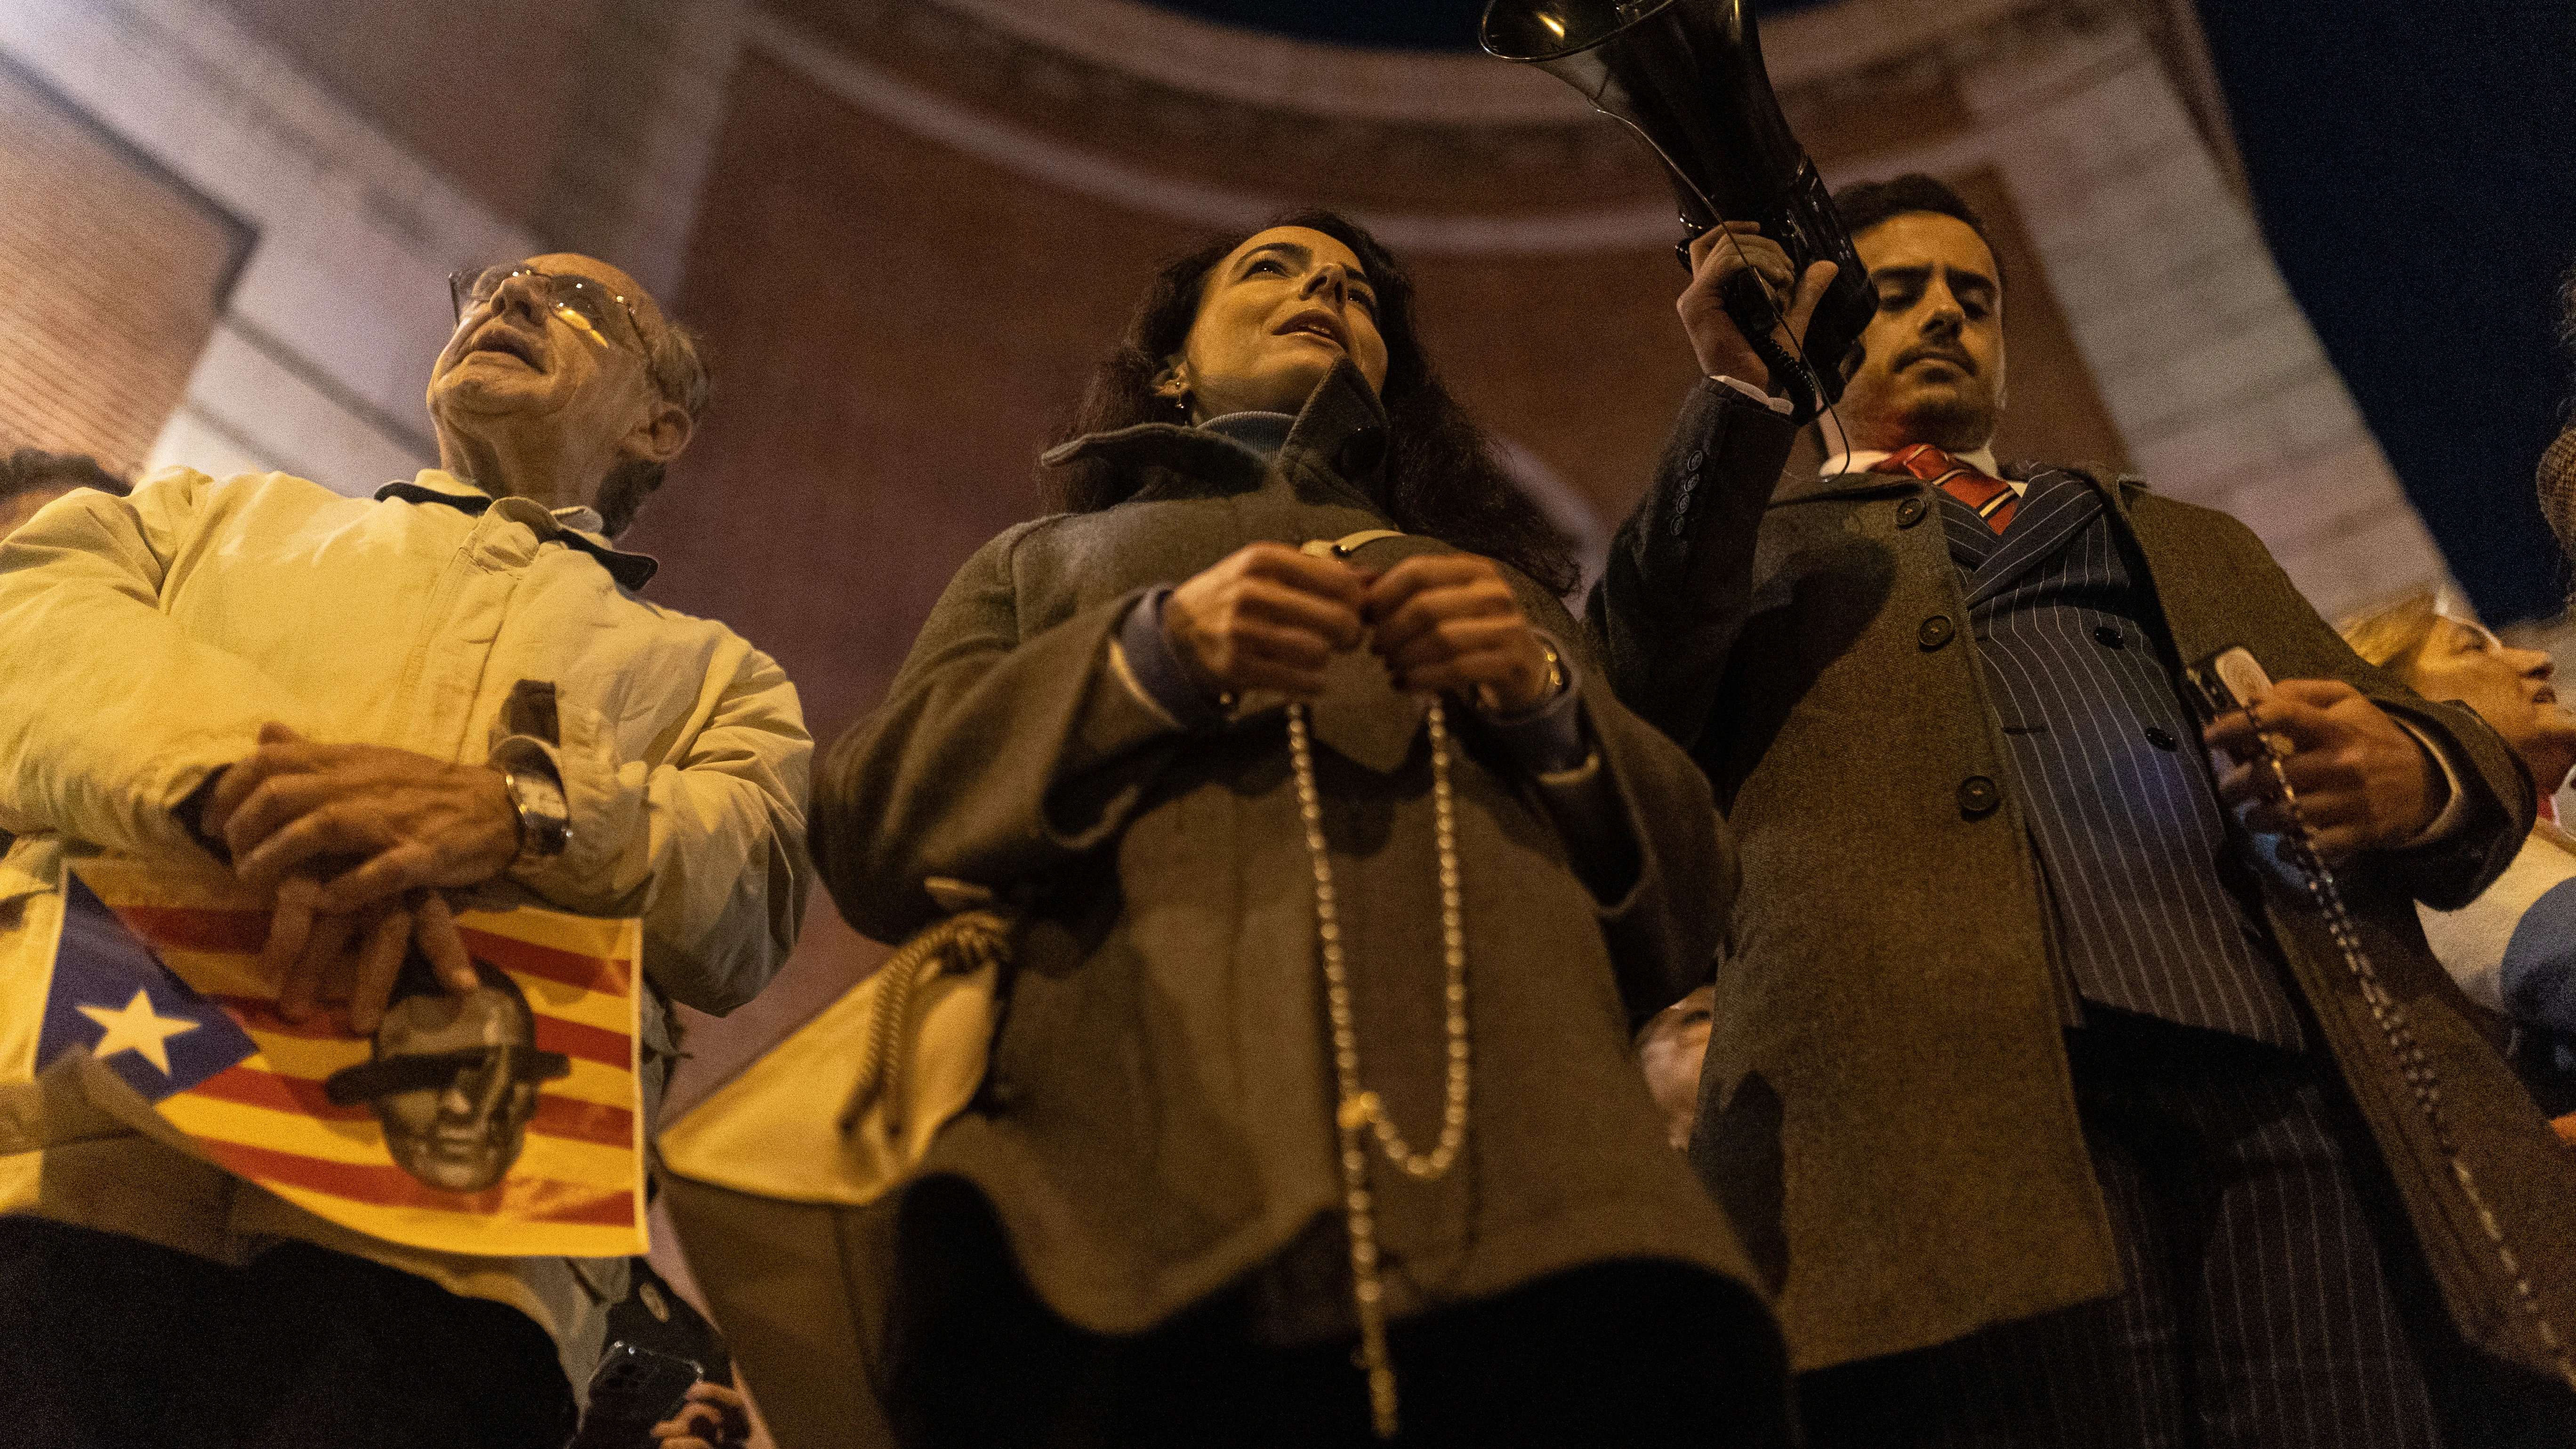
left=322, top=956, right=574, bottom=1194
left=33, top=860, right=645, bottom=1259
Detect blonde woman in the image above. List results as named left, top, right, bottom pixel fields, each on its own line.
left=2344, top=590, right=2576, bottom=1130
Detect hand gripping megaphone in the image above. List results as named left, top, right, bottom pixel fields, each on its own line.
left=1482, top=0, right=1878, bottom=421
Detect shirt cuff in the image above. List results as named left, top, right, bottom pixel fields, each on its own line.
left=1477, top=632, right=1588, bottom=776
left=1709, top=375, right=1795, bottom=416
left=2390, top=716, right=2468, bottom=848
left=1113, top=587, right=1224, bottom=730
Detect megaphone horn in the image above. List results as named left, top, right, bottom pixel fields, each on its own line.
left=1482, top=0, right=1877, bottom=421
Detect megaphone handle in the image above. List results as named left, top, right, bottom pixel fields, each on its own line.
left=1720, top=267, right=1822, bottom=424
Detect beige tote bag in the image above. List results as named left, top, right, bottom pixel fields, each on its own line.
left=658, top=880, right=1012, bottom=1449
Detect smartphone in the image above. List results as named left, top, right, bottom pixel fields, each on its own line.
left=2182, top=645, right=2275, bottom=724
left=570, top=1342, right=700, bottom=1449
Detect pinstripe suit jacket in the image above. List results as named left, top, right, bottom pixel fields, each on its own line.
left=1944, top=467, right=2308, bottom=1048
left=1589, top=381, right=2576, bottom=1377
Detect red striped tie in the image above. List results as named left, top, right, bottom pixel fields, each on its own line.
left=1873, top=443, right=2016, bottom=533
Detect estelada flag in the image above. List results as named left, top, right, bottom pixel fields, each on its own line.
left=35, top=859, right=646, bottom=1258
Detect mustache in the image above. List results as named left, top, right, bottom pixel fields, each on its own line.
left=1894, top=343, right=1977, bottom=375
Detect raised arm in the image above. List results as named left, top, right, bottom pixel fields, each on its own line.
left=1589, top=229, right=1832, bottom=751
left=1585, top=383, right=1800, bottom=750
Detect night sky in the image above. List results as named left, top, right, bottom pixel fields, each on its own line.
left=1144, top=0, right=2576, bottom=621
left=2196, top=0, right=2576, bottom=623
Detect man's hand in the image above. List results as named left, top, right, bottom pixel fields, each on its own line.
left=205, top=723, right=520, bottom=911
left=259, top=883, right=479, bottom=1032
left=1165, top=542, right=1367, bottom=700
left=2204, top=678, right=2442, bottom=863
left=1677, top=222, right=1840, bottom=393
left=1362, top=554, right=1553, bottom=712
left=653, top=1380, right=753, bottom=1448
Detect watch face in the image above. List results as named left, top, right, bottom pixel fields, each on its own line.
left=504, top=768, right=570, bottom=855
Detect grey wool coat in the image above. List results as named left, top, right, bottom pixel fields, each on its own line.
left=812, top=366, right=1786, bottom=1409
left=1589, top=381, right=2576, bottom=1380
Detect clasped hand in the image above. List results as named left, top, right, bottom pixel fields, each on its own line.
left=2201, top=679, right=2442, bottom=863
left=201, top=723, right=523, bottom=1031
left=1164, top=543, right=1554, bottom=713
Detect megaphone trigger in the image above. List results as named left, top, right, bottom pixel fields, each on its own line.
left=1716, top=263, right=1821, bottom=425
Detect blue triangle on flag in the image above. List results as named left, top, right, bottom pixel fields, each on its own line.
left=37, top=873, right=256, bottom=1103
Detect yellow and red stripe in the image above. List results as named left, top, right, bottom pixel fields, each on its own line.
left=68, top=862, right=646, bottom=1259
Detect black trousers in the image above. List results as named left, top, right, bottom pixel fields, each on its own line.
left=1799, top=1018, right=2574, bottom=1449
left=0, top=1215, right=575, bottom=1449
left=880, top=1181, right=1793, bottom=1449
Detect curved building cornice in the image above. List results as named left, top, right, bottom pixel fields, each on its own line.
left=746, top=8, right=1674, bottom=252
left=928, top=0, right=1593, bottom=125
left=749, top=0, right=2182, bottom=253
left=923, top=0, right=2068, bottom=124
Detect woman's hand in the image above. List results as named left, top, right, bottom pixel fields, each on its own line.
left=1677, top=221, right=1839, bottom=394
left=1165, top=542, right=1367, bottom=700
left=1364, top=554, right=1554, bottom=713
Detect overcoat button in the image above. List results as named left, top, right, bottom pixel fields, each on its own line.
left=1895, top=497, right=1927, bottom=528
left=2093, top=624, right=2124, bottom=649
left=1336, top=427, right=1389, bottom=477
left=1918, top=614, right=1956, bottom=650
left=1685, top=449, right=1706, bottom=471
left=2144, top=726, right=2178, bottom=750
left=1958, top=775, right=2000, bottom=815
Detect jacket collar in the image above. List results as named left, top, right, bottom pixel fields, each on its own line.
left=374, top=470, right=659, bottom=591
left=1040, top=359, right=1395, bottom=512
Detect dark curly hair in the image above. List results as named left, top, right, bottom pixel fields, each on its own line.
left=1045, top=209, right=1577, bottom=596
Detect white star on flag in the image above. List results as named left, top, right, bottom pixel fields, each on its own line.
left=77, top=988, right=202, bottom=1076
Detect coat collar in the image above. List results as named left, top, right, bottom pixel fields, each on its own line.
left=374, top=470, right=659, bottom=590
left=1040, top=359, right=1395, bottom=512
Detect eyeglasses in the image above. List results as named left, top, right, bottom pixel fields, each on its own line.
left=449, top=266, right=649, bottom=355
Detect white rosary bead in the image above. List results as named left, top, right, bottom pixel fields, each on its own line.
left=1290, top=698, right=1473, bottom=1438
left=2249, top=723, right=2576, bottom=1385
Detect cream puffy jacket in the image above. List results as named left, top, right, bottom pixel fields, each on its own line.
left=0, top=466, right=810, bottom=1391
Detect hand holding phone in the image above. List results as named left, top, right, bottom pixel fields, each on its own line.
left=2188, top=646, right=2444, bottom=861
left=570, top=1342, right=700, bottom=1449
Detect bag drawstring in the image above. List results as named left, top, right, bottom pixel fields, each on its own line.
left=841, top=882, right=1014, bottom=1137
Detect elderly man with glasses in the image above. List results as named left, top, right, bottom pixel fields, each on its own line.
left=0, top=254, right=810, bottom=1448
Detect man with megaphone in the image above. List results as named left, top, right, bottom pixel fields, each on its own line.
left=1588, top=174, right=2576, bottom=1444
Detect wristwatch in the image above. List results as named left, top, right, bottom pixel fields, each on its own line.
left=494, top=755, right=570, bottom=865
left=1476, top=634, right=1567, bottom=719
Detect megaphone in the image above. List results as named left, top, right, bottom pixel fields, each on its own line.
left=1482, top=0, right=1876, bottom=420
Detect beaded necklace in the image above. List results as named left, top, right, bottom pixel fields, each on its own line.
left=1287, top=697, right=1470, bottom=1441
